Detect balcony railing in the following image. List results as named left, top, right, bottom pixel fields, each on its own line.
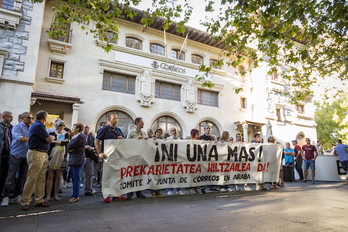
left=49, top=27, right=73, bottom=43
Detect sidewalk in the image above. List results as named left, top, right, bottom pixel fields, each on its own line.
left=1, top=181, right=348, bottom=232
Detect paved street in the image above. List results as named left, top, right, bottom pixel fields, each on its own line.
left=0, top=181, right=347, bottom=232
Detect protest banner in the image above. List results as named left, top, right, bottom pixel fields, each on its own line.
left=102, top=139, right=283, bottom=198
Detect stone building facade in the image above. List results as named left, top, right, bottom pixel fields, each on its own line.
left=0, top=1, right=317, bottom=144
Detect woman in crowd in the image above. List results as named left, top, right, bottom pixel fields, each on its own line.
left=188, top=129, right=203, bottom=194
left=66, top=123, right=86, bottom=203
left=45, top=119, right=69, bottom=201
left=154, top=128, right=163, bottom=139
left=219, top=131, right=234, bottom=192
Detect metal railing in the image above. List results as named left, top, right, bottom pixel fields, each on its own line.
left=49, top=27, right=73, bottom=43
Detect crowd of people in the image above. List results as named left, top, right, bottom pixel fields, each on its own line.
left=0, top=110, right=347, bottom=211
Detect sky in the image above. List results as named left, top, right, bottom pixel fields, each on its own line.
left=133, top=0, right=216, bottom=31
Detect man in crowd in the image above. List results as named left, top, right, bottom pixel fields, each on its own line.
left=83, top=124, right=96, bottom=196
left=0, top=111, right=14, bottom=197
left=292, top=140, right=304, bottom=181
left=199, top=125, right=219, bottom=193
left=302, top=138, right=318, bottom=184
left=316, top=140, right=324, bottom=155
left=251, top=133, right=261, bottom=143
left=20, top=110, right=56, bottom=211
left=126, top=117, right=147, bottom=199
left=1, top=112, right=33, bottom=206
left=95, top=114, right=127, bottom=203
left=334, top=139, right=348, bottom=179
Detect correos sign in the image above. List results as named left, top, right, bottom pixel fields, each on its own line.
left=151, top=61, right=186, bottom=74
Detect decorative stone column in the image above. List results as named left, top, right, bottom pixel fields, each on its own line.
left=71, top=103, right=80, bottom=125
left=182, top=78, right=196, bottom=113
left=136, top=69, right=154, bottom=107
left=242, top=123, right=248, bottom=142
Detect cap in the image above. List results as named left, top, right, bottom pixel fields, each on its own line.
left=291, top=140, right=297, bottom=143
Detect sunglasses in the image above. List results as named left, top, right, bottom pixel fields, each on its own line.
left=59, top=125, right=65, bottom=127
left=26, top=117, right=34, bottom=119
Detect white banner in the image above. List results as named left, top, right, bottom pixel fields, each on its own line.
left=102, top=140, right=283, bottom=198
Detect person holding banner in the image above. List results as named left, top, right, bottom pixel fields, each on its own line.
left=95, top=114, right=128, bottom=203
left=219, top=131, right=234, bottom=193
left=188, top=129, right=203, bottom=195
left=166, top=126, right=185, bottom=196
left=126, top=117, right=148, bottom=199
left=235, top=133, right=252, bottom=191
left=199, top=125, right=220, bottom=193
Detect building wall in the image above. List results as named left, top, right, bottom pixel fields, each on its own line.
left=1, top=1, right=317, bottom=144
left=0, top=0, right=45, bottom=116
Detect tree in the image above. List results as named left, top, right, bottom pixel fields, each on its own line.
left=32, top=0, right=347, bottom=102
left=315, top=94, right=348, bottom=149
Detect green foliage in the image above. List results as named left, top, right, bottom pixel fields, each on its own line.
left=202, top=0, right=348, bottom=102
left=315, top=94, right=348, bottom=149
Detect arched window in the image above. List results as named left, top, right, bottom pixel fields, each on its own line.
left=197, top=121, right=220, bottom=138
left=96, top=110, right=133, bottom=136
left=99, top=31, right=118, bottom=44
left=151, top=116, right=182, bottom=138
left=209, top=59, right=221, bottom=69
left=126, top=37, right=142, bottom=50
left=171, top=49, right=185, bottom=60
left=191, top=54, right=204, bottom=65
left=150, top=43, right=165, bottom=56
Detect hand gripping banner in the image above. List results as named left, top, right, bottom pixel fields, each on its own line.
left=101, top=139, right=283, bottom=198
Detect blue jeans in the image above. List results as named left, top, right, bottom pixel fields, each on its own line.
left=340, top=160, right=348, bottom=173
left=3, top=155, right=28, bottom=197
left=303, top=160, right=315, bottom=171
left=70, top=159, right=86, bottom=198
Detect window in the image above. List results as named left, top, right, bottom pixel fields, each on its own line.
left=151, top=116, right=182, bottom=138
left=171, top=49, right=185, bottom=60
left=271, top=70, right=278, bottom=81
left=240, top=97, right=246, bottom=109
left=155, top=81, right=181, bottom=101
left=49, top=61, right=64, bottom=79
left=297, top=105, right=305, bottom=114
left=97, top=110, right=133, bottom=136
left=191, top=54, right=204, bottom=65
left=126, top=37, right=142, bottom=50
left=99, top=32, right=118, bottom=44
left=1, top=0, right=15, bottom=10
left=238, top=65, right=246, bottom=83
left=150, top=43, right=165, bottom=56
left=198, top=121, right=220, bottom=138
left=197, top=89, right=219, bottom=107
left=276, top=108, right=282, bottom=122
left=209, top=59, right=221, bottom=69
left=102, top=71, right=135, bottom=94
